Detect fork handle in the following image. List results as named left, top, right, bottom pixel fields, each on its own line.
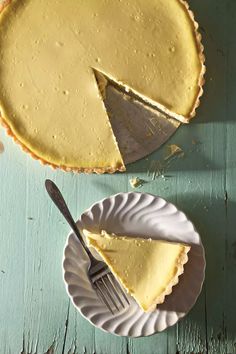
left=45, top=179, right=94, bottom=260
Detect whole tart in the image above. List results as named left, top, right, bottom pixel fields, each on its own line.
left=0, top=0, right=205, bottom=173
left=84, top=230, right=191, bottom=312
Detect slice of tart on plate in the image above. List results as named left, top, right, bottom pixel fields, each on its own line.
left=63, top=192, right=205, bottom=336
left=83, top=230, right=191, bottom=312
left=0, top=0, right=205, bottom=172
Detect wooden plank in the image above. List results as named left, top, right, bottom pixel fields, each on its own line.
left=21, top=167, right=76, bottom=353
left=0, top=130, right=75, bottom=353
left=176, top=0, right=228, bottom=353
left=225, top=1, right=236, bottom=352
left=0, top=131, right=26, bottom=353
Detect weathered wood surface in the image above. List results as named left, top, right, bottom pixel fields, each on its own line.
left=0, top=0, right=236, bottom=353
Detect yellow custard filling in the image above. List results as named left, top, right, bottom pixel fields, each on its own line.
left=0, top=0, right=203, bottom=171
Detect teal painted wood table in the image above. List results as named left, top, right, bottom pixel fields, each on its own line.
left=0, top=0, right=236, bottom=353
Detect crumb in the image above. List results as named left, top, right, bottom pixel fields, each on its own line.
left=129, top=177, right=144, bottom=188
left=164, top=144, right=184, bottom=161
left=192, top=139, right=201, bottom=146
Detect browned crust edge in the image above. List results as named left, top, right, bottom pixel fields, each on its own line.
left=146, top=244, right=191, bottom=311
left=179, top=0, right=206, bottom=123
left=0, top=0, right=205, bottom=173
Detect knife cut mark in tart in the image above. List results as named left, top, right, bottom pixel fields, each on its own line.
left=0, top=0, right=205, bottom=173
left=84, top=230, right=191, bottom=312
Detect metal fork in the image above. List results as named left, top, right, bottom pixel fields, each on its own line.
left=45, top=179, right=130, bottom=314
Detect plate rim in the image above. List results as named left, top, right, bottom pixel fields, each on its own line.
left=62, top=192, right=206, bottom=337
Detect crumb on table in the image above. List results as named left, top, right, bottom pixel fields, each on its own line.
left=129, top=177, right=144, bottom=188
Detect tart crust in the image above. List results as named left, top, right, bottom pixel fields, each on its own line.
left=0, top=0, right=205, bottom=173
left=178, top=0, right=206, bottom=123
left=145, top=245, right=190, bottom=311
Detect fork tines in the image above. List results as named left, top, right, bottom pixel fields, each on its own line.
left=93, top=273, right=130, bottom=314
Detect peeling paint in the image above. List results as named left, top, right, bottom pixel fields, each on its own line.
left=68, top=346, right=77, bottom=354
left=62, top=302, right=70, bottom=354
left=21, top=332, right=26, bottom=354
left=21, top=341, right=55, bottom=354
left=44, top=343, right=55, bottom=354
left=224, top=191, right=228, bottom=209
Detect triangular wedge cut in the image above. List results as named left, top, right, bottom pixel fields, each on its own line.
left=0, top=0, right=204, bottom=173
left=84, top=230, right=191, bottom=312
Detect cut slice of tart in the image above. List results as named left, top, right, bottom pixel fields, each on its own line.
left=83, top=230, right=191, bottom=312
left=0, top=0, right=205, bottom=173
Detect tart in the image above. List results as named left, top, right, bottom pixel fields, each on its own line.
left=84, top=230, right=191, bottom=312
left=0, top=0, right=205, bottom=173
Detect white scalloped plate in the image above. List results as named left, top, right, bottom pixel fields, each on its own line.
left=63, top=192, right=205, bottom=337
